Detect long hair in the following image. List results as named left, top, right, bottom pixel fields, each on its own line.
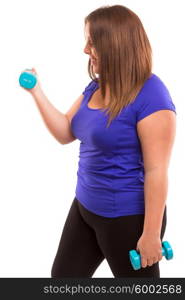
left=84, top=4, right=153, bottom=128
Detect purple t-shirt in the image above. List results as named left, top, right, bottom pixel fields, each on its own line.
left=71, top=73, right=176, bottom=217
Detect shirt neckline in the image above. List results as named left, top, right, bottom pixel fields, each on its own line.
left=86, top=73, right=155, bottom=111
left=86, top=81, right=105, bottom=111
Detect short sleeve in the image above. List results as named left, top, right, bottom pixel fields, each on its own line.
left=82, top=80, right=96, bottom=95
left=135, top=75, right=177, bottom=122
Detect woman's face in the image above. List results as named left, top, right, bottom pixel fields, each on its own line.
left=84, top=22, right=99, bottom=74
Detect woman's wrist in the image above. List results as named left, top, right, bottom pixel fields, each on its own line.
left=142, top=229, right=161, bottom=237
left=31, top=84, right=44, bottom=98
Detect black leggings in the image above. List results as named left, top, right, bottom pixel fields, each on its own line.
left=51, top=197, right=167, bottom=278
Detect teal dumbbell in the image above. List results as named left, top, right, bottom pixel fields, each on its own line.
left=129, top=240, right=173, bottom=270
left=19, top=70, right=37, bottom=89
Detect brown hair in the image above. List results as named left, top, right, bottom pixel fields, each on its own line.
left=84, top=4, right=152, bottom=128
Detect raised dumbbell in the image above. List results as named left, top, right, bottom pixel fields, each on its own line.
left=129, top=240, right=173, bottom=270
left=19, top=69, right=37, bottom=89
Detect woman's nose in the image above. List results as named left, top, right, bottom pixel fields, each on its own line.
left=84, top=48, right=90, bottom=55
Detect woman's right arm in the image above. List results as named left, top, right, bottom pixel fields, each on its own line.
left=31, top=88, right=84, bottom=145
left=20, top=68, right=84, bottom=145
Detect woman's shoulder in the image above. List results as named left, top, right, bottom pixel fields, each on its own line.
left=131, top=73, right=177, bottom=123
left=140, top=73, right=170, bottom=93
left=82, top=78, right=98, bottom=95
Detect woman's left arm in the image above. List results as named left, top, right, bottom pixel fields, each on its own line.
left=136, top=109, right=176, bottom=267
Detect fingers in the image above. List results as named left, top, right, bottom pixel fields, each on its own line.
left=23, top=68, right=37, bottom=75
left=31, top=68, right=37, bottom=75
left=141, top=256, right=148, bottom=268
left=141, top=255, right=162, bottom=268
left=158, top=253, right=163, bottom=261
left=141, top=257, right=155, bottom=268
left=147, top=258, right=156, bottom=267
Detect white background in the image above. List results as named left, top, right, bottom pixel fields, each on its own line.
left=0, top=0, right=184, bottom=277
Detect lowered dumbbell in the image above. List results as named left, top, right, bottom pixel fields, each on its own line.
left=129, top=240, right=173, bottom=270
left=19, top=69, right=37, bottom=89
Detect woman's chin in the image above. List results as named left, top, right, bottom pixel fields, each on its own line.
left=92, top=65, right=99, bottom=73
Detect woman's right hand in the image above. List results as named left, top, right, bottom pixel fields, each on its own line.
left=20, top=68, right=42, bottom=96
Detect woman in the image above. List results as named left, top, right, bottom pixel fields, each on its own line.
left=21, top=5, right=176, bottom=277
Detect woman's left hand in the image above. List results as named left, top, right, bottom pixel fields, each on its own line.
left=136, top=233, right=163, bottom=268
